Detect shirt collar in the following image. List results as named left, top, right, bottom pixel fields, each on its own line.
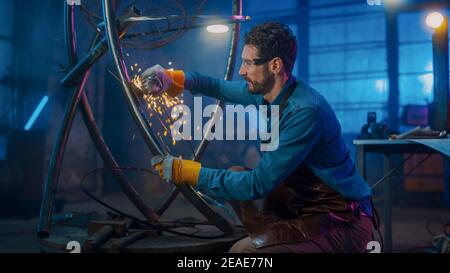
left=262, top=76, right=296, bottom=106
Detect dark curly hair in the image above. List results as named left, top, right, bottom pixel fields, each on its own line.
left=244, top=22, right=297, bottom=75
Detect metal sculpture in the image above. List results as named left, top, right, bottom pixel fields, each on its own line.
left=37, top=0, right=246, bottom=239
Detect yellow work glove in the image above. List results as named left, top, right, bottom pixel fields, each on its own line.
left=141, top=64, right=185, bottom=97
left=151, top=155, right=201, bottom=187
left=165, top=69, right=185, bottom=97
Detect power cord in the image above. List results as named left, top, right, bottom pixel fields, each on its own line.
left=387, top=153, right=433, bottom=192
left=80, top=166, right=228, bottom=239
left=370, top=147, right=422, bottom=190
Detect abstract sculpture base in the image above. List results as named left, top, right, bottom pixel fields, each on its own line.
left=37, top=212, right=246, bottom=253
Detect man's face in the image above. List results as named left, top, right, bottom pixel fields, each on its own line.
left=239, top=45, right=275, bottom=95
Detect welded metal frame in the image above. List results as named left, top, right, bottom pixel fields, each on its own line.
left=154, top=0, right=242, bottom=220
left=38, top=0, right=243, bottom=237
left=38, top=3, right=160, bottom=238
left=103, top=0, right=242, bottom=235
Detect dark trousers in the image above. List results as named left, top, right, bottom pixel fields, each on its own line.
left=229, top=215, right=373, bottom=253
left=227, top=166, right=374, bottom=253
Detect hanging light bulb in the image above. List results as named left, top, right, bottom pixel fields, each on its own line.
left=426, top=11, right=445, bottom=29
left=206, top=24, right=229, bottom=34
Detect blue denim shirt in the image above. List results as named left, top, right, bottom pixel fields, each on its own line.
left=185, top=72, right=371, bottom=202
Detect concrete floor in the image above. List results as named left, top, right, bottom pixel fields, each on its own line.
left=0, top=193, right=449, bottom=253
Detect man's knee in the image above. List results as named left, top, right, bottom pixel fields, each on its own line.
left=229, top=237, right=257, bottom=253
left=229, top=237, right=295, bottom=253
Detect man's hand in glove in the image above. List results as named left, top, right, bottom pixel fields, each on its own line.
left=141, top=64, right=185, bottom=97
left=151, top=155, right=201, bottom=187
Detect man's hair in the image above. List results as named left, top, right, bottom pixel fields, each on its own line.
left=244, top=22, right=297, bottom=75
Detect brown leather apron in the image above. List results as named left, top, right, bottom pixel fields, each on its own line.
left=230, top=166, right=362, bottom=248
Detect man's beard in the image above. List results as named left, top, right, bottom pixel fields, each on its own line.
left=245, top=67, right=275, bottom=95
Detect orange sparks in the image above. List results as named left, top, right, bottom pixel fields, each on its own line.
left=129, top=66, right=184, bottom=146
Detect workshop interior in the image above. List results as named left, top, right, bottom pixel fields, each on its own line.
left=0, top=0, right=449, bottom=253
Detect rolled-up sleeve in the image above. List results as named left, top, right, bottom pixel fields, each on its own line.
left=184, top=71, right=260, bottom=105
left=195, top=108, right=325, bottom=201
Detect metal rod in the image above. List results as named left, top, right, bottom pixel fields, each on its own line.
left=38, top=2, right=160, bottom=238
left=79, top=92, right=159, bottom=223
left=124, top=20, right=247, bottom=39
left=77, top=7, right=160, bottom=224
left=155, top=185, right=179, bottom=216
left=123, top=14, right=249, bottom=23
left=62, top=6, right=143, bottom=88
left=103, top=0, right=238, bottom=235
left=155, top=0, right=242, bottom=222
left=37, top=2, right=91, bottom=238
left=194, top=0, right=241, bottom=160
left=103, top=0, right=165, bottom=156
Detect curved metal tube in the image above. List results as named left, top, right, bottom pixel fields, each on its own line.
left=70, top=4, right=159, bottom=223
left=79, top=93, right=159, bottom=223
left=196, top=0, right=241, bottom=158
left=62, top=6, right=143, bottom=88
left=38, top=2, right=159, bottom=238
left=155, top=0, right=242, bottom=222
left=74, top=6, right=159, bottom=224
left=103, top=0, right=239, bottom=234
left=103, top=0, right=165, bottom=156
left=37, top=3, right=91, bottom=238
left=123, top=14, right=248, bottom=23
